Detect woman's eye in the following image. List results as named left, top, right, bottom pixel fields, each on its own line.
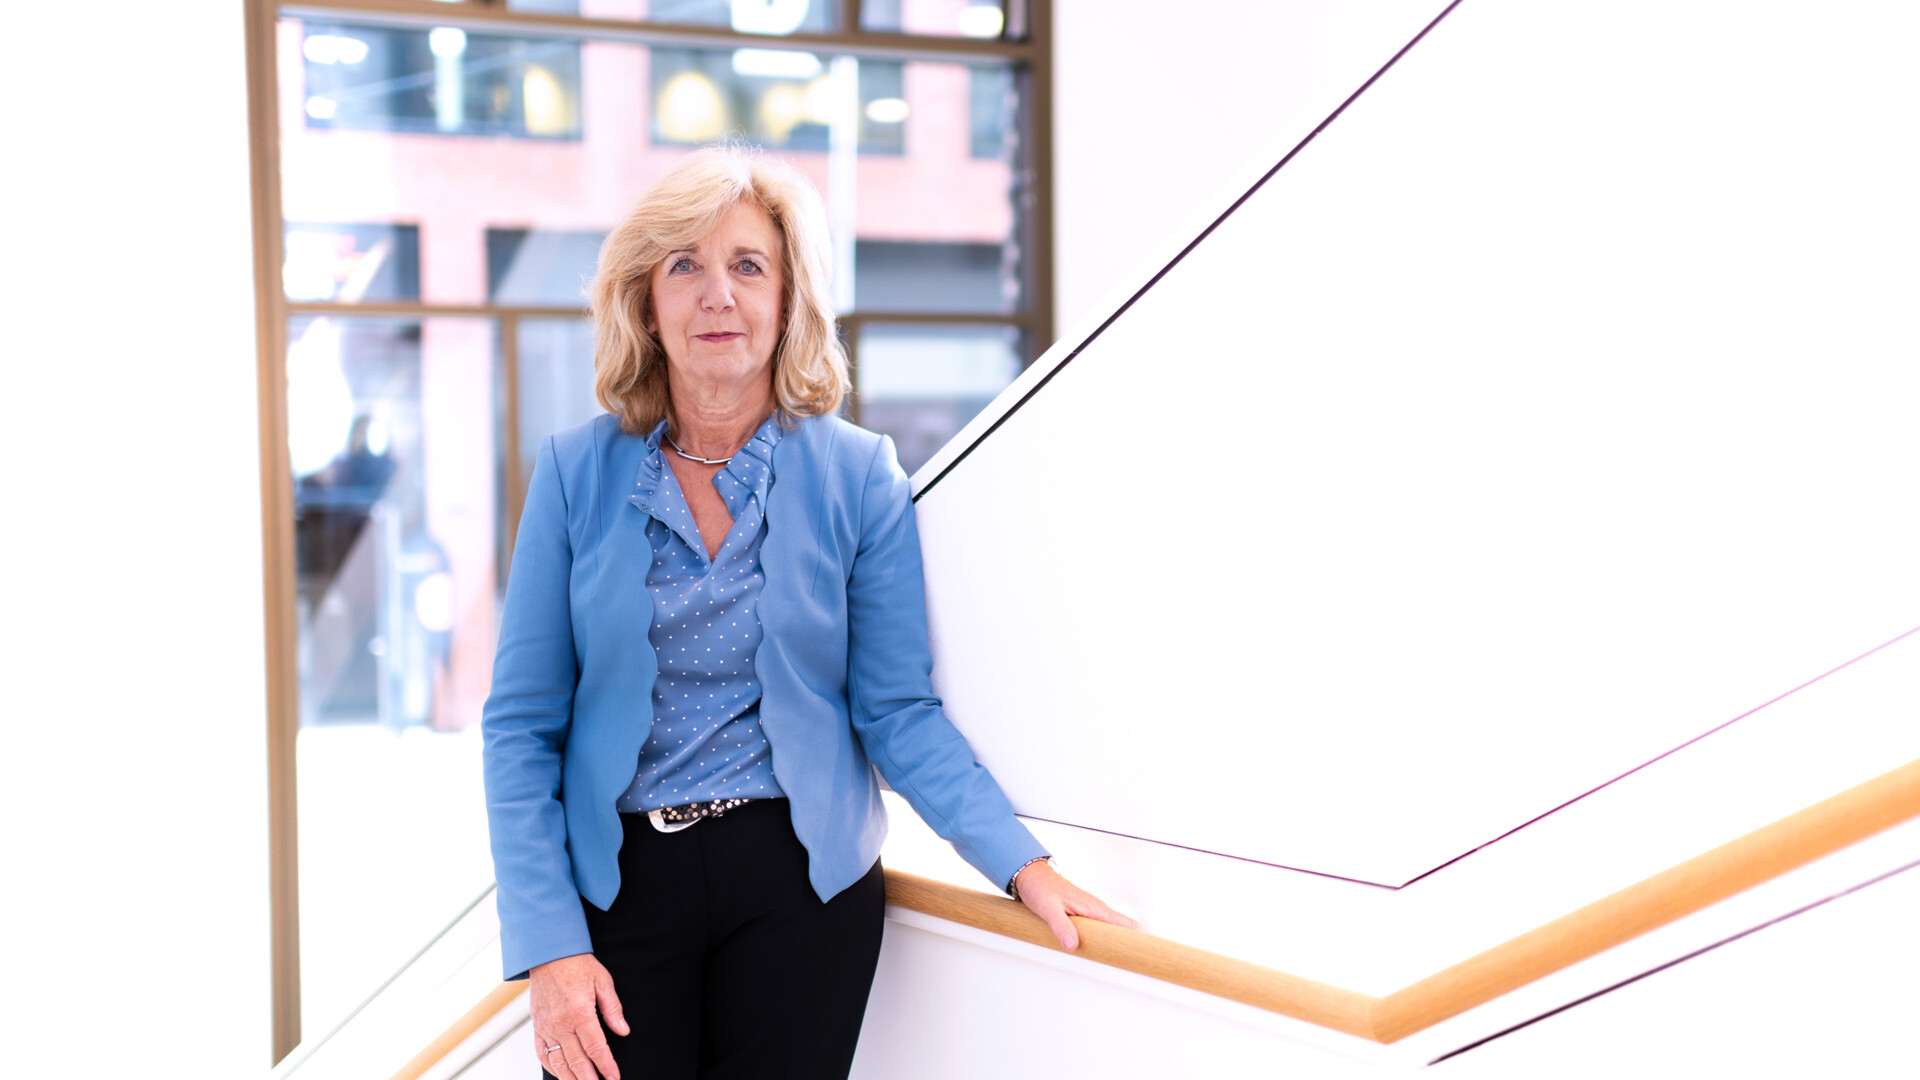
left=737, top=259, right=762, bottom=275
left=670, top=258, right=694, bottom=273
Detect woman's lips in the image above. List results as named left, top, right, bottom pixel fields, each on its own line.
left=696, top=332, right=743, bottom=342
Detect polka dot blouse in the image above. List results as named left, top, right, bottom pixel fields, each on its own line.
left=616, top=416, right=786, bottom=814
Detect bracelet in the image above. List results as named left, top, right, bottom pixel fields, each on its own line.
left=1006, top=855, right=1052, bottom=901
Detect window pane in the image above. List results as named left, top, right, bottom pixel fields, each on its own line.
left=516, top=316, right=604, bottom=485
left=862, top=0, right=1008, bottom=39
left=288, top=313, right=501, bottom=1037
left=968, top=63, right=1014, bottom=159
left=282, top=18, right=1027, bottom=311
left=300, top=23, right=583, bottom=139
left=509, top=0, right=838, bottom=34
left=855, top=240, right=1011, bottom=312
left=488, top=228, right=606, bottom=305
left=856, top=322, right=1022, bottom=474
left=284, top=222, right=421, bottom=303
left=850, top=59, right=1024, bottom=312
left=647, top=48, right=902, bottom=154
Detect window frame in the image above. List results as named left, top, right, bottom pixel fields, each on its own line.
left=243, top=0, right=1054, bottom=1062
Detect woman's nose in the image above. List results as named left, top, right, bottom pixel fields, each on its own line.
left=699, top=269, right=735, bottom=311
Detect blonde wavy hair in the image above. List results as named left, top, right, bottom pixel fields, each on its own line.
left=590, top=145, right=849, bottom=435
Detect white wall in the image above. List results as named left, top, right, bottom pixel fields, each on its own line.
left=0, top=4, right=272, bottom=1073
left=1052, top=0, right=1451, bottom=338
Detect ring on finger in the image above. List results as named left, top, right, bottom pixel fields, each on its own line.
left=546, top=1043, right=563, bottom=1054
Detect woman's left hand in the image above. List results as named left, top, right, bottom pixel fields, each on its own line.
left=1013, top=860, right=1140, bottom=951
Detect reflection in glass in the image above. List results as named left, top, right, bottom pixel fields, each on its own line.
left=289, top=315, right=498, bottom=733
left=284, top=222, right=421, bottom=303
left=488, top=228, right=607, bottom=305
left=857, top=323, right=1023, bottom=474
left=288, top=315, right=502, bottom=1041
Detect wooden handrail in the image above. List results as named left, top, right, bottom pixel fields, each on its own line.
left=387, top=980, right=527, bottom=1080
left=1370, top=753, right=1920, bottom=1040
left=891, top=756, right=1920, bottom=1043
left=883, top=870, right=1379, bottom=1037
left=385, top=756, right=1920, bottom=1074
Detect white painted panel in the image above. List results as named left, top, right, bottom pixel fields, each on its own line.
left=1052, top=0, right=1456, bottom=337
left=852, top=918, right=1399, bottom=1080
left=2, top=4, right=271, bottom=1077
left=917, top=0, right=1920, bottom=884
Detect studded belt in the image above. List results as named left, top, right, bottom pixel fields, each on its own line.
left=646, top=797, right=753, bottom=833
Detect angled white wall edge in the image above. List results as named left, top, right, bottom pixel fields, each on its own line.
left=881, top=756, right=1920, bottom=1044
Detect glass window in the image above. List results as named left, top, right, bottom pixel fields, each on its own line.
left=300, top=22, right=583, bottom=138
left=286, top=313, right=501, bottom=1034
left=284, top=222, right=421, bottom=302
left=856, top=322, right=1023, bottom=474
left=969, top=64, right=1013, bottom=159
left=515, top=316, right=604, bottom=487
left=487, top=228, right=607, bottom=305
left=648, top=47, right=904, bottom=154
left=855, top=240, right=1014, bottom=313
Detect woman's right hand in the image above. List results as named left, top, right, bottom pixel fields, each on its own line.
left=530, top=953, right=629, bottom=1080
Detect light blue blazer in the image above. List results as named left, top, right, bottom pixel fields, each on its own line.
left=482, top=412, right=1047, bottom=980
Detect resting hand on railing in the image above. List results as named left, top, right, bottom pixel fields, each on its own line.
left=1012, top=860, right=1141, bottom=952
left=529, top=953, right=629, bottom=1080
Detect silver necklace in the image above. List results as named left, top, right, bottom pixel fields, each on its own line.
left=666, top=436, right=733, bottom=466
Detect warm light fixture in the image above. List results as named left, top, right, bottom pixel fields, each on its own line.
left=955, top=4, right=1004, bottom=38
left=522, top=64, right=571, bottom=135
left=658, top=71, right=729, bottom=141
left=864, top=97, right=909, bottom=124
left=758, top=84, right=807, bottom=141
left=732, top=48, right=822, bottom=79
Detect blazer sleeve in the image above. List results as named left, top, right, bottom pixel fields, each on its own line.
left=481, top=436, right=594, bottom=979
left=843, top=436, right=1050, bottom=894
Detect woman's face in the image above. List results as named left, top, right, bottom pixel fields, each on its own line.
left=647, top=199, right=787, bottom=393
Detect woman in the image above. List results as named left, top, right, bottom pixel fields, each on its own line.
left=482, top=145, right=1134, bottom=1080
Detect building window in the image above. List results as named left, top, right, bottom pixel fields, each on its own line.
left=970, top=64, right=1014, bottom=159
left=301, top=23, right=584, bottom=139
left=649, top=47, right=906, bottom=154
left=283, top=223, right=421, bottom=303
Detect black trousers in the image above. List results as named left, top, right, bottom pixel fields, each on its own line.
left=543, top=799, right=886, bottom=1080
